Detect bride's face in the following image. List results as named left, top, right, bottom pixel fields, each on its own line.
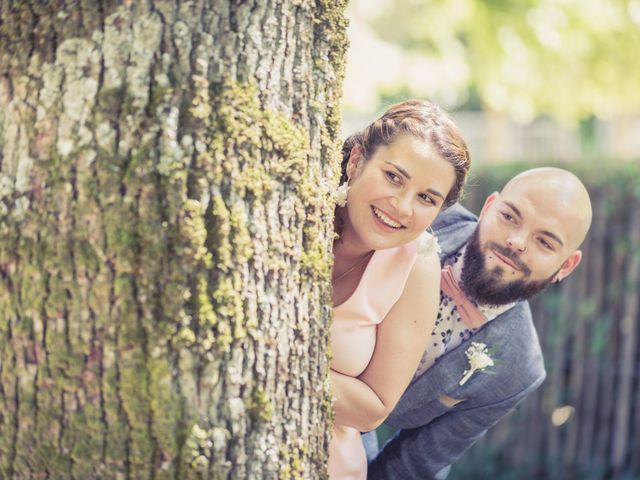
left=341, top=134, right=455, bottom=252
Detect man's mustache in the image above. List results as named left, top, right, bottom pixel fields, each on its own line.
left=486, top=242, right=531, bottom=276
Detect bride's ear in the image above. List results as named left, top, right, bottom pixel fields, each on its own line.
left=346, top=146, right=364, bottom=179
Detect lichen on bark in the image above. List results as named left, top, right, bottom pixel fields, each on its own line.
left=0, top=1, right=347, bottom=478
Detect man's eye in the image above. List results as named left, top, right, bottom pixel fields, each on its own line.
left=538, top=237, right=553, bottom=250
left=501, top=212, right=514, bottom=222
left=385, top=171, right=401, bottom=184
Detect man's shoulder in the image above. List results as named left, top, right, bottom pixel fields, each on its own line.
left=433, top=203, right=477, bottom=232
left=432, top=203, right=478, bottom=259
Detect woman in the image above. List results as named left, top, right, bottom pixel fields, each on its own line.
left=329, top=100, right=470, bottom=479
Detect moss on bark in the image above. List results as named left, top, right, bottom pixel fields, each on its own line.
left=0, top=1, right=347, bottom=478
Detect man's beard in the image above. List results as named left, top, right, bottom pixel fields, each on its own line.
left=460, top=227, right=557, bottom=306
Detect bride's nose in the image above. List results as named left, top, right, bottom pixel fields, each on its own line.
left=389, top=193, right=413, bottom=218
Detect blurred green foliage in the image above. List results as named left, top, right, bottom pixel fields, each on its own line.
left=462, top=159, right=640, bottom=207
left=361, top=0, right=640, bottom=124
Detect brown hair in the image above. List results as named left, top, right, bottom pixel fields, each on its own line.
left=340, top=99, right=470, bottom=208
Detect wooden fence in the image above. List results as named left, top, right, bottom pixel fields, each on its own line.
left=449, top=163, right=640, bottom=479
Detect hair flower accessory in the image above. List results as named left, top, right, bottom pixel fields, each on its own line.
left=335, top=181, right=350, bottom=207
left=459, top=342, right=494, bottom=386
left=416, top=231, right=441, bottom=258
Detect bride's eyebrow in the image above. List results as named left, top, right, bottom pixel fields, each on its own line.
left=426, top=188, right=445, bottom=201
left=384, top=161, right=411, bottom=179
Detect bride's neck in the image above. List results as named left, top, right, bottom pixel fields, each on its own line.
left=333, top=234, right=372, bottom=266
left=333, top=208, right=374, bottom=262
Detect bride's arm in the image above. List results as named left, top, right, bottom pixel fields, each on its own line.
left=330, top=252, right=440, bottom=432
left=330, top=369, right=386, bottom=430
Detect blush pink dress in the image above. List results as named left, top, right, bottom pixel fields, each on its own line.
left=329, top=243, right=418, bottom=479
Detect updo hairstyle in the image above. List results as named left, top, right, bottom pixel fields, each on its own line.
left=339, top=99, right=470, bottom=208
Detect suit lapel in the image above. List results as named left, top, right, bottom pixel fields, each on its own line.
left=419, top=319, right=505, bottom=402
left=388, top=310, right=515, bottom=425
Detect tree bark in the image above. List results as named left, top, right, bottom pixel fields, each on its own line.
left=0, top=1, right=347, bottom=478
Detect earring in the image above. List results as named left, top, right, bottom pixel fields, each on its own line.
left=335, top=180, right=350, bottom=207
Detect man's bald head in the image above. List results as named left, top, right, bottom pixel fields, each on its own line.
left=501, top=167, right=592, bottom=250
left=461, top=167, right=592, bottom=306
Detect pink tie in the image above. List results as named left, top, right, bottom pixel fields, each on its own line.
left=440, top=265, right=487, bottom=329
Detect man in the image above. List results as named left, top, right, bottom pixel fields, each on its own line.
left=367, top=167, right=593, bottom=479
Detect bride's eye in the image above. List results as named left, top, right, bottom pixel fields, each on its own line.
left=419, top=193, right=436, bottom=205
left=385, top=171, right=401, bottom=184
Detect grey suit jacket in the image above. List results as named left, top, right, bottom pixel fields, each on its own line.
left=367, top=204, right=547, bottom=480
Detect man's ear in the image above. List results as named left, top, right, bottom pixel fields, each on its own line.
left=479, top=192, right=500, bottom=220
left=346, top=145, right=363, bottom=179
left=553, top=250, right=582, bottom=283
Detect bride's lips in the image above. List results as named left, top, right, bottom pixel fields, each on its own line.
left=491, top=248, right=520, bottom=271
left=371, top=206, right=405, bottom=231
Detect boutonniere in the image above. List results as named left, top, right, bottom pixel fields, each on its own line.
left=416, top=231, right=441, bottom=258
left=459, top=342, right=495, bottom=386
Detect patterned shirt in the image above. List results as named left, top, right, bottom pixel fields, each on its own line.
left=413, top=247, right=515, bottom=380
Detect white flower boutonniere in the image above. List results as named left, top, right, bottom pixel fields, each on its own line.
left=416, top=231, right=441, bottom=258
left=459, top=342, right=495, bottom=386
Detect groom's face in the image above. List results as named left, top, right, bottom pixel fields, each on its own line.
left=461, top=226, right=558, bottom=305
left=460, top=184, right=582, bottom=306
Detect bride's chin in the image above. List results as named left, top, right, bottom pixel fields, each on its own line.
left=366, top=234, right=401, bottom=251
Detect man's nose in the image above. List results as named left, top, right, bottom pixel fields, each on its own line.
left=507, top=230, right=527, bottom=252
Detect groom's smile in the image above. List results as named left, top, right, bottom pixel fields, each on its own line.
left=486, top=242, right=531, bottom=276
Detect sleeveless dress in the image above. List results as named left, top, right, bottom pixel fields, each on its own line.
left=329, top=243, right=418, bottom=479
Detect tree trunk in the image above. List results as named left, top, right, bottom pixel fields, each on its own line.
left=0, top=1, right=347, bottom=478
